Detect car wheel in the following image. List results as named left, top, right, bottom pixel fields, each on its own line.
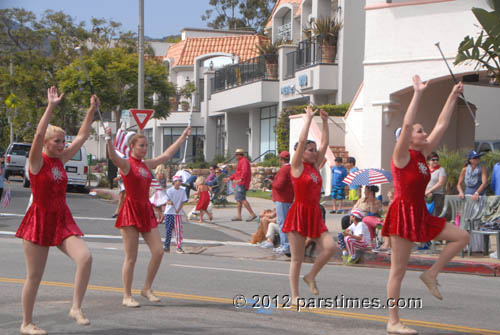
left=23, top=174, right=30, bottom=188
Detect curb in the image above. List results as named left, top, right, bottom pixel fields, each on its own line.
left=339, top=251, right=500, bottom=277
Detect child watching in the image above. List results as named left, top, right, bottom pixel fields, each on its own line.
left=164, top=175, right=188, bottom=253
left=194, top=176, right=212, bottom=223
left=338, top=209, right=370, bottom=264
left=330, top=157, right=347, bottom=213
left=346, top=157, right=360, bottom=201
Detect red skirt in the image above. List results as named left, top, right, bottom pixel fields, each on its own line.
left=282, top=202, right=328, bottom=238
left=195, top=191, right=210, bottom=211
left=115, top=198, right=158, bottom=233
left=16, top=204, right=83, bottom=247
left=382, top=199, right=446, bottom=242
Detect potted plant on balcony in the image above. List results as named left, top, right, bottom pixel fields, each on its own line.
left=311, top=16, right=343, bottom=63
left=257, top=41, right=279, bottom=80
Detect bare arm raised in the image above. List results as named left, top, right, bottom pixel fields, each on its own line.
left=423, top=82, right=463, bottom=157
left=29, top=87, right=64, bottom=175
left=393, top=75, right=429, bottom=169
left=62, top=95, right=99, bottom=164
left=144, top=127, right=191, bottom=170
left=291, top=106, right=316, bottom=178
left=315, top=109, right=329, bottom=168
left=105, top=127, right=131, bottom=175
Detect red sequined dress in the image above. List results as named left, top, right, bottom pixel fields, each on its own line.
left=282, top=162, right=327, bottom=238
left=115, top=156, right=158, bottom=232
left=16, top=153, right=83, bottom=246
left=382, top=149, right=446, bottom=242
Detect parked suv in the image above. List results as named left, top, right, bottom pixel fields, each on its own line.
left=23, top=145, right=89, bottom=191
left=475, top=140, right=500, bottom=153
left=5, top=142, right=32, bottom=180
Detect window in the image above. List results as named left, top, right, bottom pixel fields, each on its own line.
left=144, top=129, right=153, bottom=159
left=9, top=144, right=30, bottom=156
left=215, top=116, right=225, bottom=157
left=163, top=127, right=204, bottom=161
left=260, top=106, right=277, bottom=160
left=71, top=149, right=82, bottom=161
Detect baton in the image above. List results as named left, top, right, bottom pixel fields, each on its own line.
left=435, top=42, right=479, bottom=127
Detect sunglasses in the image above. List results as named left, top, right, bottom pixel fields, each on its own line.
left=430, top=158, right=439, bottom=162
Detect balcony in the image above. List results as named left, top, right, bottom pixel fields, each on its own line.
left=211, top=55, right=278, bottom=94
left=284, top=36, right=337, bottom=79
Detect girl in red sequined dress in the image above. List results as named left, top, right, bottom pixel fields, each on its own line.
left=383, top=76, right=469, bottom=335
left=283, top=106, right=336, bottom=307
left=16, top=88, right=98, bottom=335
left=105, top=125, right=190, bottom=308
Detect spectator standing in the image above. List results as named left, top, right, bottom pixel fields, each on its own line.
left=330, top=157, right=347, bottom=213
left=425, top=152, right=447, bottom=215
left=491, top=158, right=500, bottom=195
left=272, top=151, right=294, bottom=255
left=224, top=148, right=257, bottom=221
left=345, top=157, right=360, bottom=201
left=164, top=176, right=188, bottom=253
left=457, top=150, right=487, bottom=201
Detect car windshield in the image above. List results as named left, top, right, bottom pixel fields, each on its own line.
left=494, top=143, right=500, bottom=151
left=10, top=144, right=30, bottom=156
left=71, top=150, right=82, bottom=161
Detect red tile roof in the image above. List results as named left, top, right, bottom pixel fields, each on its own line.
left=265, top=0, right=302, bottom=29
left=165, top=35, right=269, bottom=67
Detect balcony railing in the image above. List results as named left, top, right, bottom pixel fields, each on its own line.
left=285, top=36, right=336, bottom=79
left=211, top=55, right=278, bottom=93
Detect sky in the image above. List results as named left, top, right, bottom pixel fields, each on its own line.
left=0, top=0, right=211, bottom=38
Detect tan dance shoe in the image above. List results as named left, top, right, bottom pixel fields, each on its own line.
left=122, top=296, right=141, bottom=308
left=419, top=272, right=443, bottom=300
left=303, top=276, right=319, bottom=295
left=69, top=308, right=90, bottom=325
left=386, top=321, right=418, bottom=334
left=20, top=323, right=47, bottom=335
left=141, top=289, right=161, bottom=302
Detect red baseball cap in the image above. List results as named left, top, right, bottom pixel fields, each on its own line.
left=280, top=151, right=290, bottom=160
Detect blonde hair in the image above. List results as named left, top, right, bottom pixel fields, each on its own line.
left=155, top=164, right=166, bottom=176
left=128, top=134, right=147, bottom=148
left=195, top=176, right=206, bottom=186
left=45, top=125, right=65, bottom=142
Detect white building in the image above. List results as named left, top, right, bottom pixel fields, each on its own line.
left=345, top=0, right=497, bottom=184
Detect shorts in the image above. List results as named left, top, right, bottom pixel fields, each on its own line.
left=331, top=185, right=345, bottom=200
left=348, top=189, right=360, bottom=201
left=118, top=180, right=125, bottom=193
left=235, top=184, right=247, bottom=201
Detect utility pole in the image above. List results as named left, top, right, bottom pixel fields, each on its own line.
left=8, top=54, right=14, bottom=143
left=138, top=0, right=145, bottom=111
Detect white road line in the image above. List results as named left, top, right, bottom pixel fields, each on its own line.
left=0, top=231, right=251, bottom=247
left=0, top=213, right=115, bottom=221
left=170, top=264, right=289, bottom=277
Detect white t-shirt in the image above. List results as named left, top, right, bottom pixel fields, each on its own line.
left=174, top=170, right=192, bottom=183
left=426, top=167, right=446, bottom=195
left=347, top=222, right=371, bottom=244
left=164, top=186, right=188, bottom=215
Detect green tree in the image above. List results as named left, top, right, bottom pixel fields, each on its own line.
left=201, top=0, right=276, bottom=33
left=455, top=0, right=500, bottom=84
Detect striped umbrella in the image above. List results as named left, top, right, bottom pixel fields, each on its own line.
left=343, top=168, right=392, bottom=186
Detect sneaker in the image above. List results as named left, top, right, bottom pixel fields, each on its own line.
left=273, top=247, right=289, bottom=255
left=346, top=255, right=360, bottom=265
left=176, top=247, right=185, bottom=254
left=260, top=241, right=274, bottom=249
left=163, top=246, right=170, bottom=253
left=112, top=213, right=118, bottom=218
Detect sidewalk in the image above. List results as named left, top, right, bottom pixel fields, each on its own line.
left=90, top=187, right=500, bottom=277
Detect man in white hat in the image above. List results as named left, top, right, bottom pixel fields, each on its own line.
left=224, top=148, right=257, bottom=221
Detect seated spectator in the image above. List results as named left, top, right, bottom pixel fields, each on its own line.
left=206, top=165, right=217, bottom=184
left=337, top=209, right=370, bottom=265
left=259, top=221, right=280, bottom=249
left=250, top=209, right=276, bottom=244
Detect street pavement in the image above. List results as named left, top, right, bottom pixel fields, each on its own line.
left=0, top=179, right=499, bottom=334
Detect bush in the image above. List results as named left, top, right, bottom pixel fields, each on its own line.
left=257, top=153, right=280, bottom=167
left=97, top=177, right=110, bottom=188
left=277, top=103, right=350, bottom=154
left=186, top=161, right=210, bottom=169
left=211, top=154, right=229, bottom=164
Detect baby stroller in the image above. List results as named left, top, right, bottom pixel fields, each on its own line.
left=211, top=180, right=228, bottom=208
